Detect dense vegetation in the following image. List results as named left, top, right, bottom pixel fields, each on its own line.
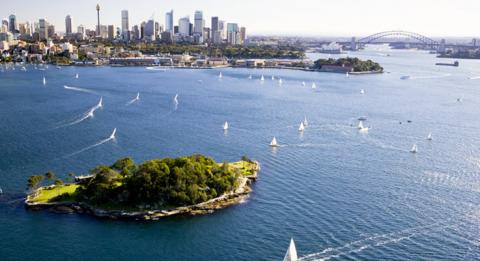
left=313, top=57, right=383, bottom=72
left=28, top=155, right=256, bottom=209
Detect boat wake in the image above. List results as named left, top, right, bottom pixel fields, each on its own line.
left=126, top=92, right=140, bottom=106
left=299, top=221, right=458, bottom=261
left=63, top=128, right=116, bottom=158
left=56, top=97, right=103, bottom=128
left=468, top=75, right=480, bottom=80
left=406, top=73, right=451, bottom=80
left=64, top=85, right=99, bottom=95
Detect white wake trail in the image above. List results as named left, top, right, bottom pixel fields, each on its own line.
left=64, top=128, right=116, bottom=158
left=64, top=85, right=99, bottom=95
left=126, top=92, right=140, bottom=106
left=57, top=97, right=103, bottom=128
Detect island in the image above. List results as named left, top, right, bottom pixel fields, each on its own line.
left=25, top=154, right=260, bottom=220
left=312, top=57, right=384, bottom=74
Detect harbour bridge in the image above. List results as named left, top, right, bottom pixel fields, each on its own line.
left=351, top=30, right=442, bottom=50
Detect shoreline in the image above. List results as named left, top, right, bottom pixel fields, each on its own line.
left=25, top=161, right=260, bottom=221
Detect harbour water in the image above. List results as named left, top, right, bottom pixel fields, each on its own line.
left=1, top=46, right=480, bottom=260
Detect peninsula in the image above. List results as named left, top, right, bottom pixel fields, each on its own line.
left=25, top=154, right=260, bottom=220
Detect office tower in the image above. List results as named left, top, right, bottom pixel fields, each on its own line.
left=132, top=25, right=140, bottom=40
left=165, top=10, right=174, bottom=33
left=2, top=19, right=8, bottom=31
left=145, top=19, right=155, bottom=41
left=77, top=25, right=85, bottom=39
left=211, top=17, right=219, bottom=33
left=121, top=10, right=129, bottom=41
left=65, top=15, right=73, bottom=36
left=48, top=25, right=55, bottom=38
left=99, top=25, right=108, bottom=38
left=96, top=4, right=101, bottom=36
left=194, top=11, right=204, bottom=35
left=140, top=22, right=146, bottom=39
left=38, top=18, right=48, bottom=40
left=218, top=20, right=225, bottom=39
left=227, top=23, right=239, bottom=45
left=155, top=21, right=160, bottom=38
left=108, top=25, right=115, bottom=40
left=240, top=27, right=246, bottom=44
left=178, top=16, right=190, bottom=36
left=8, top=14, right=17, bottom=33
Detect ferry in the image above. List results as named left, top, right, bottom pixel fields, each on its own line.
left=435, top=61, right=459, bottom=67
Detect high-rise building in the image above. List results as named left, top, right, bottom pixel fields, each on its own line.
left=77, top=25, right=85, bottom=39
left=194, top=11, right=204, bottom=35
left=18, top=22, right=31, bottom=35
left=2, top=20, right=8, bottom=31
left=140, top=22, right=146, bottom=39
left=8, top=14, right=17, bottom=33
left=38, top=18, right=48, bottom=40
left=211, top=17, right=219, bottom=33
left=178, top=16, right=190, bottom=36
left=108, top=25, right=115, bottom=40
left=218, top=20, right=225, bottom=40
left=144, top=19, right=155, bottom=41
left=65, top=15, right=73, bottom=36
left=121, top=10, right=129, bottom=41
left=132, top=25, right=140, bottom=40
left=165, top=10, right=174, bottom=33
left=240, top=27, right=246, bottom=44
left=227, top=23, right=239, bottom=45
left=48, top=25, right=55, bottom=38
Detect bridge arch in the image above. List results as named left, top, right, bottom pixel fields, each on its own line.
left=357, top=30, right=439, bottom=46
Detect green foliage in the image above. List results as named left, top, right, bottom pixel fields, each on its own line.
left=313, top=57, right=383, bottom=72
left=45, top=171, right=55, bottom=181
left=54, top=179, right=64, bottom=186
left=75, top=154, right=242, bottom=208
left=27, top=175, right=44, bottom=190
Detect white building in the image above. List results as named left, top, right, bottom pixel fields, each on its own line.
left=178, top=16, right=190, bottom=36
left=165, top=10, right=174, bottom=33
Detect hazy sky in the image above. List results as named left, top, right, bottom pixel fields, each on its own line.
left=1, top=0, right=478, bottom=37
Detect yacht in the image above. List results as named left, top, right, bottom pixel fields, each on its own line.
left=270, top=137, right=278, bottom=147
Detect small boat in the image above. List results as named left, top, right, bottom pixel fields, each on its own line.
left=43, top=77, right=46, bottom=86
left=302, top=81, right=306, bottom=87
left=427, top=133, right=432, bottom=141
left=135, top=92, right=140, bottom=100
left=346, top=72, right=349, bottom=77
left=358, top=121, right=365, bottom=130
left=456, top=97, right=463, bottom=103
left=312, top=83, right=317, bottom=89
left=283, top=238, right=298, bottom=261
left=56, top=66, right=61, bottom=69
left=270, top=137, right=278, bottom=147
left=248, top=75, right=252, bottom=79
left=223, top=121, right=229, bottom=131
left=400, top=76, right=410, bottom=80
left=75, top=73, right=79, bottom=79
left=21, top=67, right=27, bottom=71
left=358, top=116, right=367, bottom=121
left=410, top=144, right=418, bottom=153
left=174, top=94, right=179, bottom=104
left=98, top=97, right=103, bottom=108
left=0, top=187, right=3, bottom=194
left=110, top=128, right=117, bottom=139
left=261, top=75, right=265, bottom=81
left=298, top=122, right=305, bottom=132
left=358, top=121, right=369, bottom=132
left=278, top=79, right=283, bottom=85
left=272, top=76, right=275, bottom=80
left=218, top=72, right=223, bottom=79
left=360, top=89, right=365, bottom=94
left=303, top=116, right=308, bottom=126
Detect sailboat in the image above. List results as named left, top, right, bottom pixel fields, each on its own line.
left=218, top=72, right=223, bottom=79
left=298, top=122, right=305, bottom=132
left=358, top=121, right=369, bottom=132
left=427, top=133, right=432, bottom=141
left=311, top=83, right=317, bottom=89
left=283, top=239, right=298, bottom=261
left=358, top=121, right=365, bottom=129
left=75, top=73, right=79, bottom=79
left=223, top=121, right=229, bottom=131
left=302, top=81, right=306, bottom=87
left=135, top=92, right=140, bottom=101
left=272, top=76, right=275, bottom=80
left=360, top=89, right=365, bottom=94
left=410, top=144, right=418, bottom=153
left=278, top=78, right=283, bottom=85
left=43, top=76, right=46, bottom=86
left=346, top=72, right=350, bottom=77
left=261, top=75, right=265, bottom=81
left=109, top=128, right=117, bottom=140
left=303, top=116, right=308, bottom=126
left=248, top=75, right=252, bottom=79
left=98, top=97, right=103, bottom=108
left=174, top=94, right=179, bottom=104
left=270, top=137, right=278, bottom=147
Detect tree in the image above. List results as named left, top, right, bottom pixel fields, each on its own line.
left=27, top=175, right=44, bottom=191
left=45, top=171, right=55, bottom=181
left=54, top=179, right=64, bottom=186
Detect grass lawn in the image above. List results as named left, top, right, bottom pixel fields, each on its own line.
left=226, top=161, right=257, bottom=176
left=31, top=184, right=80, bottom=203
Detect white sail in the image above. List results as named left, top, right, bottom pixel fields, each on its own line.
left=270, top=137, right=278, bottom=147
left=279, top=79, right=283, bottom=85
left=43, top=77, right=46, bottom=86
left=98, top=97, right=103, bottom=108
left=272, top=76, right=275, bottom=80
left=312, top=83, right=317, bottom=89
left=427, top=133, right=432, bottom=141
left=302, top=81, right=306, bottom=87
left=136, top=92, right=140, bottom=100
left=248, top=75, right=252, bottom=79
left=358, top=121, right=364, bottom=129
left=283, top=239, right=298, bottom=261
left=410, top=144, right=418, bottom=153
left=298, top=122, right=305, bottom=132
left=75, top=73, right=79, bottom=79
left=360, top=89, right=365, bottom=94
left=261, top=75, right=265, bottom=81
left=303, top=116, right=308, bottom=126
left=223, top=121, right=229, bottom=130
left=174, top=94, right=179, bottom=104
left=109, top=128, right=117, bottom=140
left=218, top=72, right=223, bottom=79
left=346, top=72, right=350, bottom=77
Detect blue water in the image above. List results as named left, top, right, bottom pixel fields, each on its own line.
left=1, top=46, right=480, bottom=260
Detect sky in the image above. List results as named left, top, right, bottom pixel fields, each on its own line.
left=1, top=0, right=478, bottom=37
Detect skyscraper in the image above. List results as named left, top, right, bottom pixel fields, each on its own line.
left=38, top=18, right=48, bottom=40
left=65, top=15, right=73, bottom=36
left=121, top=10, right=129, bottom=41
left=165, top=10, right=174, bottom=33
left=96, top=4, right=101, bottom=36
left=8, top=14, right=17, bottom=33
left=227, top=23, right=239, bottom=45
left=48, top=25, right=55, bottom=38
left=144, top=19, right=155, bottom=41
left=178, top=16, right=190, bottom=36
left=194, top=11, right=204, bottom=35
left=108, top=25, right=115, bottom=40
left=211, top=17, right=219, bottom=33
left=240, top=27, right=246, bottom=44
left=77, top=25, right=85, bottom=39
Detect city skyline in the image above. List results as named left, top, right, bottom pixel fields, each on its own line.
left=1, top=0, right=479, bottom=37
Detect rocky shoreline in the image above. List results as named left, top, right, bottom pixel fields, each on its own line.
left=25, top=161, right=260, bottom=221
